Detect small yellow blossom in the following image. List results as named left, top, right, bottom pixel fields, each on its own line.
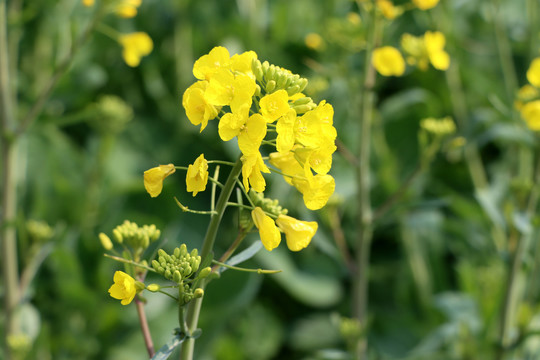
left=108, top=271, right=137, bottom=305
left=252, top=207, right=281, bottom=251
left=259, top=90, right=291, bottom=123
left=276, top=109, right=297, bottom=153
left=412, top=0, right=439, bottom=10
left=238, top=114, right=267, bottom=155
left=275, top=215, right=318, bottom=251
left=186, top=154, right=209, bottom=196
left=218, top=104, right=250, bottom=141
left=305, top=33, right=324, bottom=51
left=241, top=152, right=270, bottom=193
left=293, top=173, right=336, bottom=211
left=520, top=100, right=540, bottom=131
left=115, top=0, right=142, bottom=18
left=82, top=0, right=94, bottom=6
left=183, top=81, right=220, bottom=132
left=119, top=32, right=153, bottom=67
left=144, top=164, right=176, bottom=197
left=231, top=51, right=258, bottom=78
left=515, top=85, right=540, bottom=110
left=205, top=70, right=256, bottom=111
left=193, top=46, right=231, bottom=81
left=269, top=151, right=304, bottom=186
left=372, top=46, right=406, bottom=76
left=527, top=58, right=540, bottom=88
left=424, top=31, right=450, bottom=71
left=377, top=0, right=403, bottom=20
left=346, top=12, right=362, bottom=25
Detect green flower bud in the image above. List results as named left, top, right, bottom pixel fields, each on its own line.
left=286, top=85, right=301, bottom=96
left=293, top=96, right=313, bottom=106
left=266, top=64, right=276, bottom=81
left=190, top=248, right=198, bottom=258
left=254, top=84, right=261, bottom=97
left=112, top=228, right=123, bottom=243
left=135, top=281, right=146, bottom=292
left=152, top=259, right=161, bottom=271
left=198, top=267, right=212, bottom=279
left=146, top=284, right=160, bottom=292
left=180, top=244, right=187, bottom=256
left=193, top=288, right=204, bottom=299
left=252, top=58, right=264, bottom=82
left=265, top=80, right=277, bottom=93
left=174, top=247, right=181, bottom=258
left=276, top=73, right=288, bottom=89
left=261, top=61, right=270, bottom=76
left=99, top=233, right=113, bottom=250
left=173, top=270, right=182, bottom=283
left=297, top=78, right=308, bottom=93
left=164, top=269, right=172, bottom=280
left=292, top=104, right=316, bottom=114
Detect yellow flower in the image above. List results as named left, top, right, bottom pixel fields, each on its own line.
left=108, top=271, right=137, bottom=305
left=305, top=33, right=324, bottom=51
left=346, top=12, right=362, bottom=25
left=276, top=109, right=296, bottom=153
left=412, top=0, right=439, bottom=10
left=251, top=207, right=281, bottom=251
left=424, top=31, right=450, bottom=71
left=182, top=81, right=220, bottom=132
left=259, top=90, right=291, bottom=123
left=292, top=160, right=336, bottom=210
left=372, top=46, right=405, bottom=76
left=238, top=114, right=267, bottom=155
left=82, top=0, right=94, bottom=6
left=401, top=33, right=429, bottom=70
left=205, top=70, right=256, bottom=111
left=144, top=164, right=176, bottom=197
left=115, top=0, right=142, bottom=18
left=230, top=51, right=258, bottom=77
left=515, top=85, right=540, bottom=110
left=241, top=152, right=270, bottom=193
left=269, top=151, right=304, bottom=186
left=186, top=154, right=209, bottom=196
left=119, top=32, right=153, bottom=67
left=520, top=100, right=540, bottom=131
left=527, top=58, right=540, bottom=88
left=193, top=46, right=231, bottom=81
left=218, top=104, right=250, bottom=141
left=377, top=0, right=403, bottom=20
left=275, top=215, right=318, bottom=251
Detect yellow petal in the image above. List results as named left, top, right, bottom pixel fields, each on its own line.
left=251, top=207, right=281, bottom=251
left=275, top=215, right=318, bottom=252
left=372, top=46, right=406, bottom=77
left=527, top=58, right=540, bottom=88
left=143, top=164, right=175, bottom=197
left=186, top=154, right=208, bottom=196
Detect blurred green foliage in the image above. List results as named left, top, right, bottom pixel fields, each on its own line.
left=2, top=0, right=540, bottom=359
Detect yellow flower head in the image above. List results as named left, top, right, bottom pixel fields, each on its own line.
left=218, top=104, right=250, bottom=141
left=305, top=33, right=324, bottom=51
left=238, top=114, right=267, bottom=156
left=520, top=100, right=540, bottom=131
left=241, top=152, right=270, bottom=193
left=82, top=0, right=94, bottom=7
left=276, top=109, right=297, bottom=153
left=251, top=207, right=281, bottom=251
left=144, top=164, right=176, bottom=197
left=230, top=51, right=258, bottom=78
left=119, top=32, right=153, bottom=67
left=186, top=154, right=209, bottom=196
left=527, top=58, right=540, bottom=88
left=204, top=70, right=256, bottom=111
left=424, top=31, right=450, bottom=71
left=377, top=0, right=403, bottom=20
left=259, top=90, right=291, bottom=123
left=108, top=271, right=137, bottom=305
left=372, top=46, right=406, bottom=77
left=182, top=81, right=220, bottom=132
left=412, top=0, right=439, bottom=10
left=275, top=215, right=318, bottom=251
left=115, top=0, right=142, bottom=18
left=515, top=85, right=540, bottom=110
left=293, top=172, right=336, bottom=210
left=193, top=46, right=231, bottom=81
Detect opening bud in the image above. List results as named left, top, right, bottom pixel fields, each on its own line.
left=146, top=284, right=160, bottom=292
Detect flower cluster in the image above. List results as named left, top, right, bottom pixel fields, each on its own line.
left=372, top=31, right=450, bottom=77
left=180, top=46, right=337, bottom=211
left=516, top=58, right=540, bottom=131
left=99, top=220, right=161, bottom=261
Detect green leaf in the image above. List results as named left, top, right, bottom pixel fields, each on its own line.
left=150, top=329, right=200, bottom=360
left=218, top=241, right=263, bottom=274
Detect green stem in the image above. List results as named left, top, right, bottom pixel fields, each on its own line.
left=353, top=4, right=379, bottom=359
left=0, top=1, right=19, bottom=357
left=211, top=260, right=281, bottom=274
left=180, top=158, right=243, bottom=360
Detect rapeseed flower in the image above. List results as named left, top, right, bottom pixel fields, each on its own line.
left=276, top=215, right=318, bottom=251
left=144, top=164, right=176, bottom=197
left=527, top=58, right=540, bottom=88
left=252, top=207, right=281, bottom=251
left=305, top=33, right=324, bottom=51
left=108, top=271, right=138, bottom=305
left=82, top=0, right=94, bottom=6
left=372, top=46, right=406, bottom=76
left=401, top=32, right=450, bottom=71
left=183, top=81, right=220, bottom=132
left=412, top=0, right=439, bottom=10
left=520, top=100, right=540, bottom=131
left=186, top=154, right=209, bottom=196
left=119, top=32, right=153, bottom=67
left=259, top=90, right=290, bottom=123
left=116, top=0, right=142, bottom=18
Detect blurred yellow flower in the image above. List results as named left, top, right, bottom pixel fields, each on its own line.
left=424, top=31, right=450, bottom=71
left=527, top=58, right=540, bottom=88
left=372, top=46, right=405, bottom=76
left=520, top=100, right=540, bottom=131
left=82, top=0, right=94, bottom=7
left=377, top=0, right=403, bottom=20
left=108, top=271, right=137, bottom=305
left=116, top=0, right=142, bottom=18
left=515, top=85, right=539, bottom=110
left=276, top=215, right=318, bottom=251
left=119, top=32, right=153, bottom=67
left=252, top=207, right=281, bottom=251
left=305, top=33, right=324, bottom=51
left=144, top=164, right=176, bottom=197
left=346, top=12, right=362, bottom=25
left=186, top=154, right=208, bottom=196
left=183, top=81, right=220, bottom=132
left=412, top=0, right=439, bottom=10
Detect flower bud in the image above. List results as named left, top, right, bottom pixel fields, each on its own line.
left=99, top=233, right=113, bottom=250
left=286, top=85, right=301, bottom=96
left=146, top=284, right=160, bottom=292
left=265, top=80, right=277, bottom=93
left=252, top=58, right=264, bottom=82
left=173, top=270, right=182, bottom=283
left=193, top=288, right=204, bottom=299
left=197, top=267, right=212, bottom=279
left=135, top=281, right=146, bottom=292
left=112, top=228, right=123, bottom=243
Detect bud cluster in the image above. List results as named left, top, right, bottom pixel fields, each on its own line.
left=26, top=219, right=53, bottom=243
left=250, top=191, right=288, bottom=218
left=252, top=58, right=309, bottom=97
left=112, top=220, right=161, bottom=250
left=152, top=244, right=201, bottom=283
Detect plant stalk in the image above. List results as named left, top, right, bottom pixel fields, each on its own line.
left=135, top=297, right=155, bottom=358
left=180, top=158, right=243, bottom=359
